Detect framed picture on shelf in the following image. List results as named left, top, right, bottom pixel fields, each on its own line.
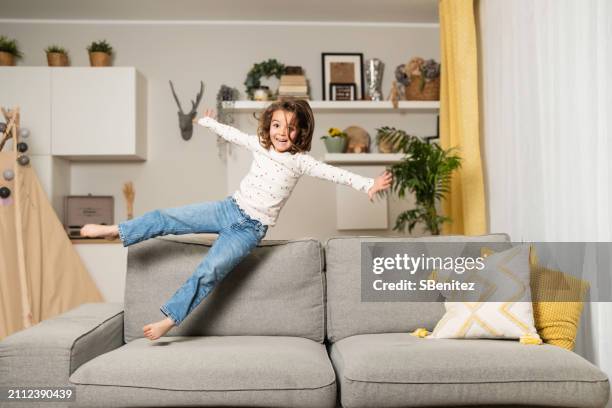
left=425, top=115, right=440, bottom=145
left=424, top=135, right=440, bottom=145
left=329, top=83, right=356, bottom=101
left=322, top=53, right=364, bottom=100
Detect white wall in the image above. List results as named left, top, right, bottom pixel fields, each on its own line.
left=2, top=21, right=439, bottom=240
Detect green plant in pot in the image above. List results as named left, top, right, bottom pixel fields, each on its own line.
left=45, top=45, right=69, bottom=67
left=0, top=36, right=23, bottom=66
left=379, top=128, right=461, bottom=235
left=244, top=59, right=285, bottom=100
left=87, top=40, right=113, bottom=67
left=321, top=127, right=348, bottom=153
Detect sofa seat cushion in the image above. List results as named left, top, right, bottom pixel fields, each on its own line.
left=330, top=333, right=610, bottom=408
left=69, top=336, right=336, bottom=407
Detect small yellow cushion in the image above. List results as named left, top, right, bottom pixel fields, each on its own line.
left=482, top=247, right=589, bottom=350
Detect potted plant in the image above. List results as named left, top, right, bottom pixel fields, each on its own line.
left=0, top=36, right=23, bottom=66
left=45, top=45, right=69, bottom=67
left=244, top=59, right=285, bottom=100
left=379, top=128, right=461, bottom=235
left=87, top=40, right=113, bottom=67
left=321, top=127, right=348, bottom=153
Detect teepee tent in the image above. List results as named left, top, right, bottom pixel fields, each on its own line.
left=0, top=107, right=102, bottom=340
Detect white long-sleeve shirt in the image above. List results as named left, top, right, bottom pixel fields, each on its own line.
left=198, top=116, right=375, bottom=226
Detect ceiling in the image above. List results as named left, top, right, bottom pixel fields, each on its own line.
left=0, top=0, right=439, bottom=23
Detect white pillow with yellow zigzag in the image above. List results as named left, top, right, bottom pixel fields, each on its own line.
left=429, top=245, right=541, bottom=343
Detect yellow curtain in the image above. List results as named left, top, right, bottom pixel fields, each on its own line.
left=439, top=0, right=487, bottom=235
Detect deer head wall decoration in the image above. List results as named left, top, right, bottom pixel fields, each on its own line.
left=169, top=80, right=204, bottom=141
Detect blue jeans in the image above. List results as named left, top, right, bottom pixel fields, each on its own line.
left=117, top=196, right=267, bottom=325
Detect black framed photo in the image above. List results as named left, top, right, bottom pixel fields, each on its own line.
left=322, top=53, right=364, bottom=101
left=425, top=115, right=440, bottom=145
left=424, top=135, right=440, bottom=145
left=329, top=83, right=356, bottom=101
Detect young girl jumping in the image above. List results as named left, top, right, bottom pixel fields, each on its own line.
left=80, top=99, right=393, bottom=340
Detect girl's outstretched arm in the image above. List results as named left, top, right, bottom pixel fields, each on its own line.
left=299, top=154, right=392, bottom=201
left=195, top=109, right=264, bottom=153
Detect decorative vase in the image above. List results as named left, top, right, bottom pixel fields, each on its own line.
left=89, top=52, right=111, bottom=67
left=0, top=51, right=15, bottom=66
left=253, top=86, right=270, bottom=101
left=47, top=52, right=68, bottom=67
left=323, top=137, right=347, bottom=153
left=365, top=58, right=384, bottom=101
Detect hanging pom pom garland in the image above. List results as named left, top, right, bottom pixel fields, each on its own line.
left=3, top=169, right=14, bottom=181
left=17, top=155, right=30, bottom=166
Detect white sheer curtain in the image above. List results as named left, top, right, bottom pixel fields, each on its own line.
left=478, top=0, right=612, bottom=382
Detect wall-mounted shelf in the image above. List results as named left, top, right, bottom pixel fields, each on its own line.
left=323, top=153, right=405, bottom=165
left=223, top=100, right=439, bottom=112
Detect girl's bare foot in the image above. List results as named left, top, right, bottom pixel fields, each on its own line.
left=80, top=224, right=119, bottom=240
left=143, top=317, right=175, bottom=340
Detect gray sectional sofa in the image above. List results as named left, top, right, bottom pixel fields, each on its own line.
left=1, top=234, right=609, bottom=408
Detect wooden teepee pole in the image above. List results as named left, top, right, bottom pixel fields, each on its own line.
left=6, top=107, right=33, bottom=328
left=0, top=107, right=17, bottom=152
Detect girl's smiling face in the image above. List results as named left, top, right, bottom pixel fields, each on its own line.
left=269, top=110, right=298, bottom=152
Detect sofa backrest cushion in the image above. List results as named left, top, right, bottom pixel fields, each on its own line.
left=325, top=234, right=511, bottom=343
left=124, top=236, right=325, bottom=343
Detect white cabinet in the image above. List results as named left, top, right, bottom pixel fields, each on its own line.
left=0, top=67, right=52, bottom=155
left=0, top=67, right=146, bottom=161
left=324, top=154, right=404, bottom=229
left=335, top=165, right=389, bottom=230
left=51, top=67, right=146, bottom=160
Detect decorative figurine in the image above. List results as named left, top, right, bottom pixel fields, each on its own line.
left=169, top=80, right=204, bottom=141
left=122, top=181, right=135, bottom=220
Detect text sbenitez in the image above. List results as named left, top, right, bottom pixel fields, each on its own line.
left=372, top=279, right=476, bottom=291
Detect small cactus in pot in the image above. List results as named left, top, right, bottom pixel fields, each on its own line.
left=45, top=45, right=69, bottom=67
left=87, top=40, right=113, bottom=67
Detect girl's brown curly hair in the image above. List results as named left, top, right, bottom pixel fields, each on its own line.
left=257, top=99, right=314, bottom=154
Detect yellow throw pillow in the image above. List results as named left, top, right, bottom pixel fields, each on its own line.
left=482, top=247, right=589, bottom=350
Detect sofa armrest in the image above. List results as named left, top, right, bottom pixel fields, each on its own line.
left=0, top=303, right=124, bottom=388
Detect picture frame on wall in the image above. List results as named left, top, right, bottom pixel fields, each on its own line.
left=322, top=53, right=364, bottom=100
left=329, top=83, right=356, bottom=101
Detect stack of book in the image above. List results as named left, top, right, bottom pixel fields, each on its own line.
left=278, top=70, right=309, bottom=99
